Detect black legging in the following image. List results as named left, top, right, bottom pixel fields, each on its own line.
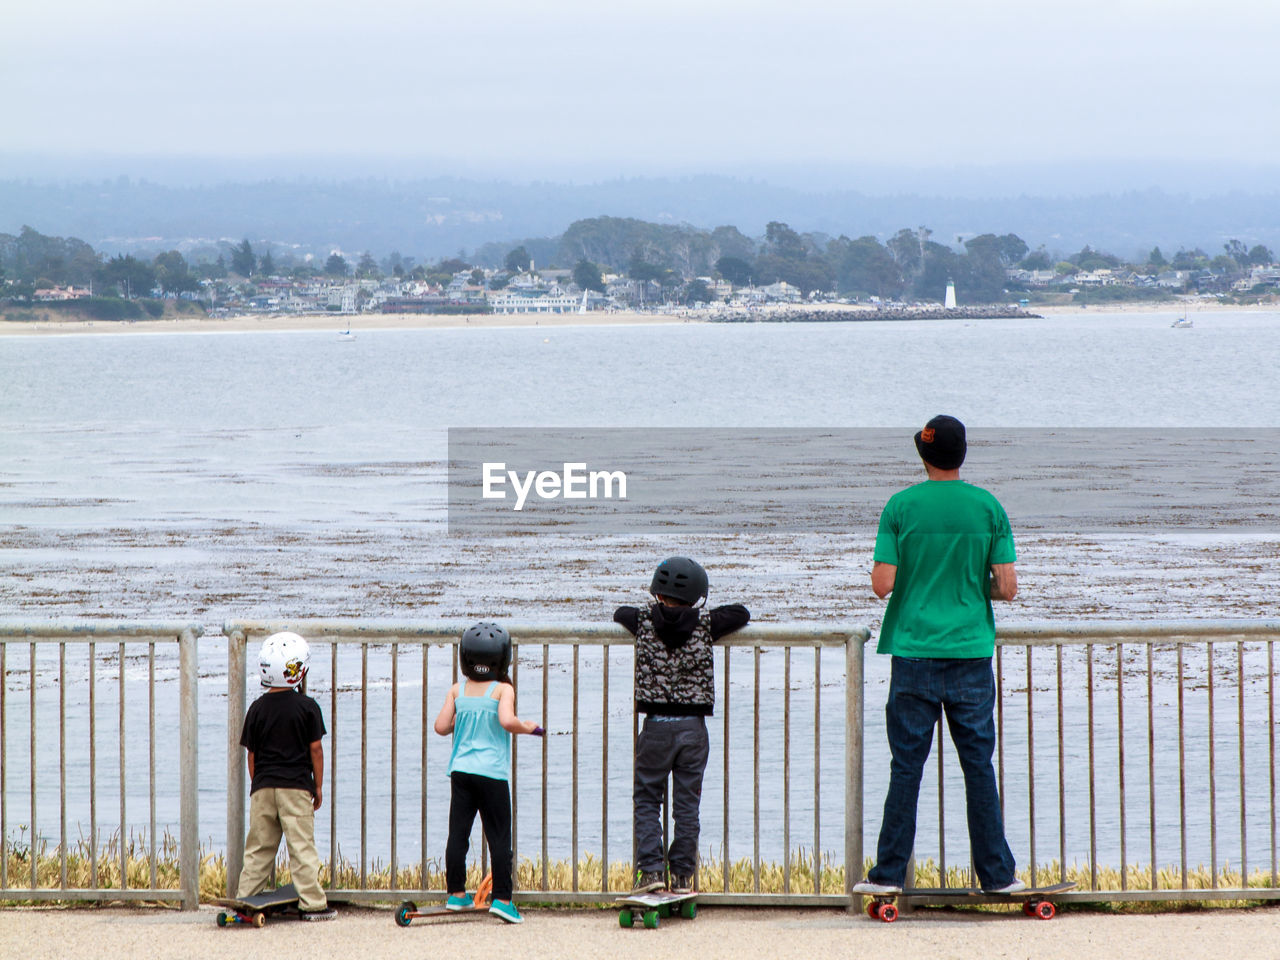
left=446, top=771, right=514, bottom=901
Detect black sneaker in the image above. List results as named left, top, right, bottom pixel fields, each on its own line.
left=631, top=870, right=666, bottom=894
left=299, top=907, right=337, bottom=921
left=670, top=874, right=695, bottom=894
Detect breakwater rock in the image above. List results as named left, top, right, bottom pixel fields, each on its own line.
left=708, top=306, right=1042, bottom=323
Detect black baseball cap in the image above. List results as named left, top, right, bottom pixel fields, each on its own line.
left=914, top=414, right=966, bottom=470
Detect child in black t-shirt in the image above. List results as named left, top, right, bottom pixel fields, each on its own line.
left=614, top=556, right=750, bottom=895
left=237, top=631, right=334, bottom=920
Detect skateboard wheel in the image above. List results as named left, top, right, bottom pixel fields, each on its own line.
left=680, top=900, right=697, bottom=920
left=878, top=903, right=898, bottom=923
left=866, top=901, right=880, bottom=919
left=216, top=912, right=228, bottom=927
left=395, top=902, right=416, bottom=927
left=252, top=912, right=266, bottom=928
left=1036, top=901, right=1056, bottom=920
left=642, top=909, right=660, bottom=929
left=619, top=909, right=634, bottom=928
left=658, top=902, right=671, bottom=918
left=1023, top=901, right=1036, bottom=917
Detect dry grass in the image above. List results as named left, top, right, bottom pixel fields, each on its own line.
left=1, top=830, right=193, bottom=904
left=3, top=832, right=1277, bottom=913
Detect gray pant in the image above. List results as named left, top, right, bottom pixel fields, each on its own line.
left=633, top=716, right=709, bottom=876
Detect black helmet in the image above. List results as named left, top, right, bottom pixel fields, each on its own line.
left=649, top=556, right=708, bottom=606
left=459, top=622, right=512, bottom=681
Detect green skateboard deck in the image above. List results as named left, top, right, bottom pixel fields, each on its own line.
left=616, top=890, right=698, bottom=929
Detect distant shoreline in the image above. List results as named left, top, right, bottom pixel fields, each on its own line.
left=0, top=309, right=690, bottom=337
left=0, top=299, right=1272, bottom=336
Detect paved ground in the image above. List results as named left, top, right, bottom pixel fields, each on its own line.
left=4, top=903, right=1280, bottom=960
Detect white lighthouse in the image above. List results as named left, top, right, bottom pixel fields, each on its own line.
left=944, top=278, right=957, bottom=309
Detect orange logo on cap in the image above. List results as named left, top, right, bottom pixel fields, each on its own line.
left=921, top=427, right=935, bottom=443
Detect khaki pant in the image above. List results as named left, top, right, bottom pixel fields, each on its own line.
left=237, top=787, right=327, bottom=911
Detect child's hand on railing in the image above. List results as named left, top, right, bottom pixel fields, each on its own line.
left=530, top=725, right=545, bottom=737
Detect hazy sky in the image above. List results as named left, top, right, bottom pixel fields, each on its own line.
left=5, top=0, right=1279, bottom=184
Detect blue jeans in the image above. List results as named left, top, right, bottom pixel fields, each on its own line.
left=867, top=656, right=1017, bottom=891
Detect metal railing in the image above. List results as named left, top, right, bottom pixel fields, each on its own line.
left=222, top=620, right=870, bottom=906
left=0, top=621, right=202, bottom=909
left=898, top=620, right=1280, bottom=906
left=5, top=617, right=1280, bottom=912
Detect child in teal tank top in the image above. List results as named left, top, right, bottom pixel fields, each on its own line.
left=433, top=622, right=543, bottom=923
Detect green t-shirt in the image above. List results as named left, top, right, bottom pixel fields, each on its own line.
left=873, top=480, right=1016, bottom=658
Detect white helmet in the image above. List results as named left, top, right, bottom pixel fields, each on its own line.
left=258, top=631, right=310, bottom=689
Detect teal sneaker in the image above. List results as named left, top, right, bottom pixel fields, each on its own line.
left=489, top=899, right=523, bottom=924
left=445, top=892, right=474, bottom=911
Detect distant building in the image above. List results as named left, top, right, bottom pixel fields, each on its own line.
left=1071, top=269, right=1117, bottom=286
left=489, top=292, right=585, bottom=314
left=34, top=285, right=90, bottom=301
left=758, top=281, right=802, bottom=302
left=326, top=284, right=359, bottom=313
left=1005, top=268, right=1056, bottom=286
left=381, top=296, right=450, bottom=313
left=696, top=276, right=733, bottom=299
left=1247, top=266, right=1280, bottom=287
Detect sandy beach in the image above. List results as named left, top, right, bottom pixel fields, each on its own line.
left=1032, top=299, right=1276, bottom=316
left=0, top=309, right=697, bottom=337
left=2, top=299, right=1272, bottom=337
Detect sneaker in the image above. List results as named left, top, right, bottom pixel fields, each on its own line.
left=670, top=874, right=695, bottom=894
left=445, top=892, right=475, bottom=911
left=985, top=879, right=1027, bottom=894
left=489, top=899, right=523, bottom=923
left=631, top=869, right=666, bottom=894
left=298, top=907, right=337, bottom=921
left=851, top=879, right=903, bottom=895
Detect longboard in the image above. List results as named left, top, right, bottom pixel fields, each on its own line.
left=395, top=873, right=494, bottom=926
left=616, top=890, right=698, bottom=929
left=214, top=883, right=301, bottom=927
left=864, top=881, right=1075, bottom=923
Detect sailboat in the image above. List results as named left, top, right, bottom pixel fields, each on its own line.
left=1171, top=311, right=1192, bottom=329
left=338, top=326, right=356, bottom=340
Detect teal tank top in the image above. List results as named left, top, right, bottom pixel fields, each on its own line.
left=447, top=680, right=510, bottom=781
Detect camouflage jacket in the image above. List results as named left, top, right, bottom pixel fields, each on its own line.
left=632, top=606, right=717, bottom=716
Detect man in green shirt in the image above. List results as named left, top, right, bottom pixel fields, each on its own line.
left=853, top=415, right=1024, bottom=896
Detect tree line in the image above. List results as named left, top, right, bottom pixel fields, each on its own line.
left=547, top=217, right=1275, bottom=303
left=3, top=220, right=1275, bottom=307
left=0, top=229, right=432, bottom=301
left=0, top=226, right=206, bottom=300
left=487, top=218, right=1027, bottom=302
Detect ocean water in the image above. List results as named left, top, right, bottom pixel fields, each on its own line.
left=1, top=309, right=1278, bottom=878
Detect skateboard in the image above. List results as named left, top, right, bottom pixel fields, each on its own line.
left=864, top=881, right=1075, bottom=923
left=214, top=883, right=303, bottom=927
left=616, top=890, right=698, bottom=929
left=395, top=873, right=494, bottom=926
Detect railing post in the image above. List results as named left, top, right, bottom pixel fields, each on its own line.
left=178, top=627, right=200, bottom=911
left=845, top=631, right=865, bottom=912
left=226, top=628, right=247, bottom=898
